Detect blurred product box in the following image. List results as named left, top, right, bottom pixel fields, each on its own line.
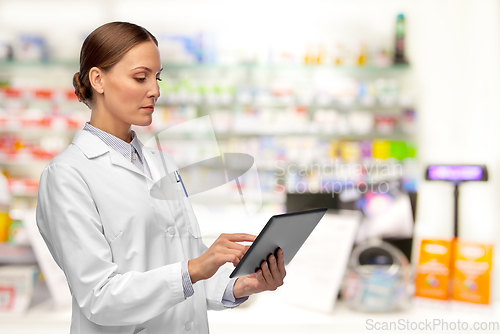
left=15, top=34, right=50, bottom=62
left=452, top=241, right=493, bottom=305
left=0, top=211, right=10, bottom=242
left=415, top=239, right=452, bottom=301
left=0, top=244, right=37, bottom=265
left=0, top=265, right=37, bottom=313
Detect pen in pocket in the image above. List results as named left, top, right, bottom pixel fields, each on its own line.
left=174, top=170, right=188, bottom=197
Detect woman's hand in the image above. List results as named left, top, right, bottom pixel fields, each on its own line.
left=232, top=248, right=286, bottom=299
left=188, top=233, right=256, bottom=283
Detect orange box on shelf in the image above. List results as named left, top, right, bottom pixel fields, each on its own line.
left=66, top=117, right=80, bottom=129
left=65, top=89, right=78, bottom=100
left=39, top=116, right=53, bottom=128
left=33, top=89, right=53, bottom=100
left=415, top=239, right=452, bottom=301
left=3, top=88, right=22, bottom=99
left=31, top=147, right=56, bottom=160
left=451, top=241, right=493, bottom=305
left=20, top=117, right=40, bottom=128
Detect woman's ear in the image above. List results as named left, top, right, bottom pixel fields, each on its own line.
left=89, top=67, right=104, bottom=95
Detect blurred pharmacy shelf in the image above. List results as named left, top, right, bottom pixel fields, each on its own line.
left=0, top=60, right=418, bottom=277
left=0, top=59, right=410, bottom=71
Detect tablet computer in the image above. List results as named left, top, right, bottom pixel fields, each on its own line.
left=230, top=208, right=328, bottom=278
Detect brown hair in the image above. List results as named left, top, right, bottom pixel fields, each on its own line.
left=73, top=22, right=158, bottom=108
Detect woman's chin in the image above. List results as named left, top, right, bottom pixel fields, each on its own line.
left=134, top=117, right=153, bottom=127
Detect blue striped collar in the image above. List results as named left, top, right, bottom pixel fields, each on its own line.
left=82, top=122, right=146, bottom=164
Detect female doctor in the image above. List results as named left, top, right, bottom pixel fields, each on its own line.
left=36, top=22, right=286, bottom=334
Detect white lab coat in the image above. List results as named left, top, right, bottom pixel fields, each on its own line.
left=36, top=129, right=233, bottom=334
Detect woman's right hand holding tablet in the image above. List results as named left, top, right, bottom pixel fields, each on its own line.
left=188, top=233, right=256, bottom=283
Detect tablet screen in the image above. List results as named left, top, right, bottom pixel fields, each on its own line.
left=230, top=208, right=328, bottom=278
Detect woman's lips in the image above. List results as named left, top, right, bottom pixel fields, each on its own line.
left=141, top=106, right=155, bottom=112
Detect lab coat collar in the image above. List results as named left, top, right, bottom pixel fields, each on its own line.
left=72, top=130, right=154, bottom=181
left=72, top=129, right=111, bottom=159
left=73, top=130, right=178, bottom=197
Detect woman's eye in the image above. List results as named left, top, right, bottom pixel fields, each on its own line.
left=156, top=77, right=162, bottom=82
left=135, top=78, right=146, bottom=82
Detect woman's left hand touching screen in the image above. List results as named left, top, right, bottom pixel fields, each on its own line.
left=188, top=233, right=256, bottom=283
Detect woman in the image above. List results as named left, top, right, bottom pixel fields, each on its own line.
left=36, top=21, right=285, bottom=334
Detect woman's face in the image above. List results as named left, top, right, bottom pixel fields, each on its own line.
left=99, top=40, right=162, bottom=127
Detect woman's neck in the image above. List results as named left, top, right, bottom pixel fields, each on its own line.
left=89, top=110, right=132, bottom=143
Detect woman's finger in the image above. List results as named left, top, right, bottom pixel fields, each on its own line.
left=221, top=252, right=243, bottom=266
left=222, top=240, right=247, bottom=254
left=223, top=233, right=257, bottom=243
left=267, top=254, right=282, bottom=285
left=277, top=248, right=286, bottom=278
left=256, top=270, right=265, bottom=284
left=214, top=247, right=244, bottom=265
left=218, top=234, right=255, bottom=255
left=228, top=249, right=246, bottom=264
left=260, top=261, right=275, bottom=289
left=247, top=272, right=257, bottom=279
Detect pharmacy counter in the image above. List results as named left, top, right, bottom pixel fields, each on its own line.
left=2, top=292, right=500, bottom=334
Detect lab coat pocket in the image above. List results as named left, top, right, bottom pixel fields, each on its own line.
left=182, top=197, right=201, bottom=239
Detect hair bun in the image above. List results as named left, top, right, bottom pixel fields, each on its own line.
left=73, top=72, right=84, bottom=101
left=73, top=72, right=90, bottom=107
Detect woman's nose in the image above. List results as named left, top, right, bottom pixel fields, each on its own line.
left=149, top=81, right=161, bottom=100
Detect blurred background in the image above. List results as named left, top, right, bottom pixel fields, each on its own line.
left=1, top=0, right=500, bottom=333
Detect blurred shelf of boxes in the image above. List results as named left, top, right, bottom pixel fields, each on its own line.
left=0, top=59, right=418, bottom=221
left=0, top=30, right=418, bottom=315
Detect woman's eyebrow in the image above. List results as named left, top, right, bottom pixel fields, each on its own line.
left=132, top=66, right=163, bottom=73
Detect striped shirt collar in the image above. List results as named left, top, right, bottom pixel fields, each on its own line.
left=82, top=122, right=145, bottom=164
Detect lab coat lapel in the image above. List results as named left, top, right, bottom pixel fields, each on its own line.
left=108, top=150, right=146, bottom=178
left=72, top=129, right=148, bottom=179
left=141, top=146, right=164, bottom=184
left=142, top=144, right=178, bottom=191
left=140, top=144, right=181, bottom=200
